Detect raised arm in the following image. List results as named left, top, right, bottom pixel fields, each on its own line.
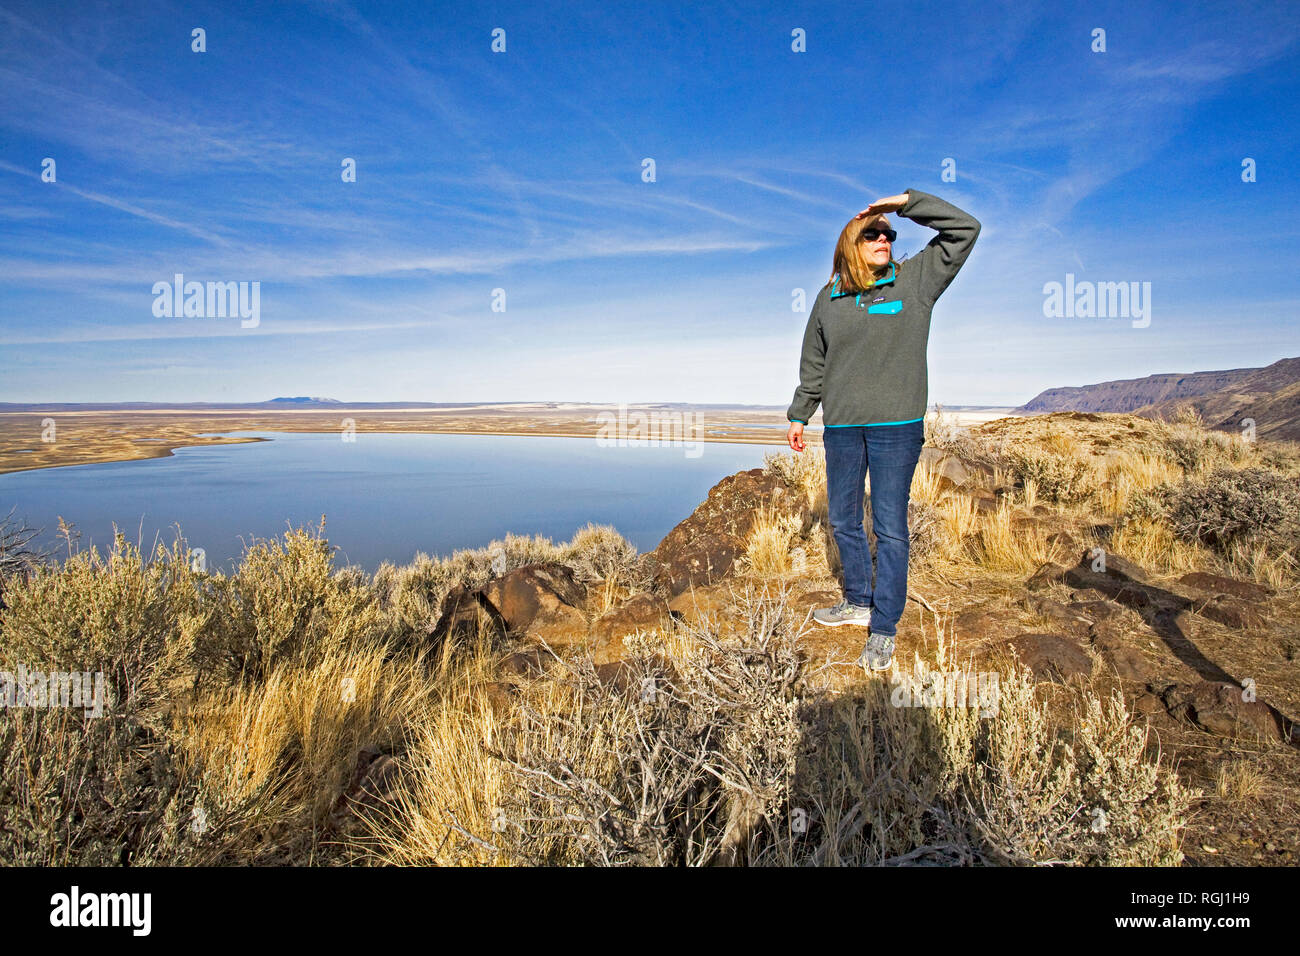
left=898, top=188, right=981, bottom=304
left=787, top=296, right=826, bottom=426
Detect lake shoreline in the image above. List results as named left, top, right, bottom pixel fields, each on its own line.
left=0, top=429, right=791, bottom=575
left=0, top=434, right=272, bottom=476
left=0, top=407, right=1020, bottom=476
left=0, top=426, right=803, bottom=477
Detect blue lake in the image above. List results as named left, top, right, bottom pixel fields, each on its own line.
left=0, top=432, right=780, bottom=575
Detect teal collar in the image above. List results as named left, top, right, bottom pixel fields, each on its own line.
left=830, top=262, right=896, bottom=304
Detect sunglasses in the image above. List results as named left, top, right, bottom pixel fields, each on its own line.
left=859, top=227, right=897, bottom=243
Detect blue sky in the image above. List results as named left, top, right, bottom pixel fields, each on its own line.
left=1, top=0, right=1297, bottom=406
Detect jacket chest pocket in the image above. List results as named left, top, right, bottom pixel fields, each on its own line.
left=866, top=300, right=903, bottom=314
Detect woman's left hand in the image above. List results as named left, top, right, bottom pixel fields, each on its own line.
left=855, top=193, right=910, bottom=219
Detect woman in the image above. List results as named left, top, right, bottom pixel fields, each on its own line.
left=786, top=188, right=980, bottom=671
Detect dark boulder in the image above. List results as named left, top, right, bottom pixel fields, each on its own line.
left=1005, top=632, right=1093, bottom=683
left=1026, top=561, right=1068, bottom=591
left=430, top=585, right=504, bottom=643
left=1177, top=571, right=1273, bottom=603
left=478, top=562, right=589, bottom=647
left=589, top=592, right=671, bottom=663
left=643, top=469, right=808, bottom=598
left=1162, top=681, right=1285, bottom=742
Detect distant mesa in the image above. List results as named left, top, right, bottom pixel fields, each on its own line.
left=1016, top=356, right=1300, bottom=441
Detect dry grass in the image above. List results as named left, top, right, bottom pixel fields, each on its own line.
left=364, top=586, right=1197, bottom=868
left=1020, top=476, right=1040, bottom=510
left=971, top=503, right=1050, bottom=576
left=741, top=503, right=803, bottom=577
left=1095, top=450, right=1184, bottom=518
left=174, top=636, right=429, bottom=832
left=909, top=453, right=949, bottom=506
left=1110, top=516, right=1208, bottom=575
left=764, top=445, right=827, bottom=517
left=7, top=408, right=1296, bottom=867
left=593, top=570, right=629, bottom=615
left=1214, top=760, right=1269, bottom=801
left=936, top=494, right=980, bottom=560
left=1225, top=540, right=1298, bottom=590
left=0, top=525, right=1202, bottom=866
left=350, top=633, right=511, bottom=866
left=1041, top=424, right=1083, bottom=459
left=765, top=608, right=1193, bottom=866
left=0, top=517, right=640, bottom=865
left=757, top=411, right=1300, bottom=604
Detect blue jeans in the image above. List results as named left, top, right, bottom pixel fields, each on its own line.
left=823, top=420, right=924, bottom=638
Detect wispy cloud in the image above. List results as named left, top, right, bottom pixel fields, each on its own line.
left=0, top=160, right=230, bottom=244
left=1, top=0, right=1296, bottom=403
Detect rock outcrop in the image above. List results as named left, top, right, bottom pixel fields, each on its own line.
left=1005, top=632, right=1093, bottom=683
left=479, top=562, right=590, bottom=647
left=640, top=468, right=809, bottom=598
left=1162, top=681, right=1286, bottom=742
left=1029, top=549, right=1275, bottom=633
left=588, top=591, right=671, bottom=663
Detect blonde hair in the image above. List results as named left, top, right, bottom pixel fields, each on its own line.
left=826, top=214, right=902, bottom=295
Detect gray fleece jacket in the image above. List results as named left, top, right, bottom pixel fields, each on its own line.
left=787, top=188, right=980, bottom=427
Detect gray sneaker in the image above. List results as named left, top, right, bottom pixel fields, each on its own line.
left=812, top=599, right=872, bottom=627
left=857, top=632, right=895, bottom=672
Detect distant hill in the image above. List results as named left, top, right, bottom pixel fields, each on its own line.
left=1016, top=357, right=1300, bottom=441
left=1016, top=367, right=1259, bottom=414
left=1134, top=357, right=1300, bottom=441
